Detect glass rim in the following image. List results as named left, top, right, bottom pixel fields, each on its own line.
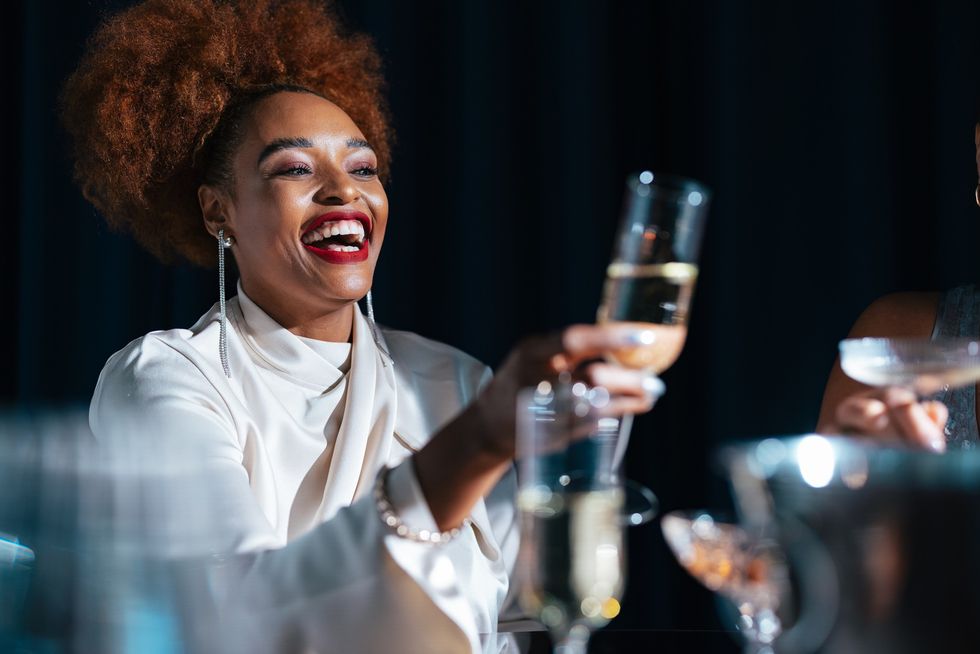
left=718, top=433, right=980, bottom=489
left=626, top=170, right=712, bottom=198
left=838, top=336, right=980, bottom=357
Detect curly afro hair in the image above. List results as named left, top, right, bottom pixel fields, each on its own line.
left=61, top=0, right=392, bottom=267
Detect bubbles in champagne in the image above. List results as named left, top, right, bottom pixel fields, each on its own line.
left=517, top=489, right=625, bottom=633
left=597, top=262, right=698, bottom=373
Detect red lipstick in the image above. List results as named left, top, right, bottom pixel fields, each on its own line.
left=301, top=211, right=371, bottom=264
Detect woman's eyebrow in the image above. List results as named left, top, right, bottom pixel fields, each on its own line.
left=257, top=136, right=374, bottom=166
left=257, top=137, right=314, bottom=165
left=346, top=137, right=374, bottom=151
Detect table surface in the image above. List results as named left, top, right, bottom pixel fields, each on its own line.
left=493, top=627, right=741, bottom=653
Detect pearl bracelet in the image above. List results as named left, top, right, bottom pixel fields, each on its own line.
left=374, top=465, right=471, bottom=545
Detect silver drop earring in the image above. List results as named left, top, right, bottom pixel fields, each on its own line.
left=365, top=290, right=393, bottom=367
left=218, top=228, right=235, bottom=378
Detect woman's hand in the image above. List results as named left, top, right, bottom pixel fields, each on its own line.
left=414, top=323, right=666, bottom=530
left=815, top=291, right=947, bottom=452
left=472, top=323, right=666, bottom=460
left=821, top=387, right=948, bottom=452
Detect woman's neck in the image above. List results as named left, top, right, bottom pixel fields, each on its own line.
left=240, top=282, right=356, bottom=343
left=285, top=303, right=355, bottom=342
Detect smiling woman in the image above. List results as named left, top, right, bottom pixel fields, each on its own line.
left=198, top=91, right=389, bottom=342
left=59, top=1, right=663, bottom=652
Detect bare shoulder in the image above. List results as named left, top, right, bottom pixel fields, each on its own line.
left=847, top=291, right=941, bottom=339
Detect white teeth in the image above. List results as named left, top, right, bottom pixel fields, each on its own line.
left=302, top=219, right=367, bottom=246
left=324, top=243, right=361, bottom=252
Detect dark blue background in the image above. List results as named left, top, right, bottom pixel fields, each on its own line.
left=7, top=1, right=980, bottom=648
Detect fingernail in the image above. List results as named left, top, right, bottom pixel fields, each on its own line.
left=626, top=330, right=656, bottom=346
left=871, top=413, right=889, bottom=431
left=883, top=387, right=916, bottom=406
left=929, top=433, right=947, bottom=453
left=642, top=375, right=665, bottom=398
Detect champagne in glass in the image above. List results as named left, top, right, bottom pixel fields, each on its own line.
left=516, top=385, right=639, bottom=654
left=599, top=261, right=698, bottom=373
left=597, top=172, right=710, bottom=374
left=518, top=486, right=626, bottom=641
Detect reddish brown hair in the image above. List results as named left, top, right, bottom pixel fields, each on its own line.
left=61, top=0, right=392, bottom=266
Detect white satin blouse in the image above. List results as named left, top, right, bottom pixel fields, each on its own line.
left=89, top=286, right=519, bottom=653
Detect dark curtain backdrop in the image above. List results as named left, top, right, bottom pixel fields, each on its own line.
left=7, top=0, right=980, bottom=643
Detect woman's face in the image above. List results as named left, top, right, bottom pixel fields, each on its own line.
left=211, top=91, right=388, bottom=333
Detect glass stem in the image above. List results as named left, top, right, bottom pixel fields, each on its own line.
left=611, top=413, right=634, bottom=470
left=738, top=608, right=778, bottom=654
left=554, top=627, right=590, bottom=654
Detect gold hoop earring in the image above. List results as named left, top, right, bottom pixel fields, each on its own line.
left=975, top=183, right=979, bottom=208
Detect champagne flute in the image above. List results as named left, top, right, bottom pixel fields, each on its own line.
left=597, top=171, right=711, bottom=462
left=516, top=383, right=654, bottom=654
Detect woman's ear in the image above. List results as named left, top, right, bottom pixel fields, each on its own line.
left=199, top=184, right=233, bottom=239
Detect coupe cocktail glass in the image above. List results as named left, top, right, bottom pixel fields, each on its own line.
left=662, top=510, right=788, bottom=654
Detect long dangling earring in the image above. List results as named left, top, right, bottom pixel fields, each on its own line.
left=365, top=290, right=393, bottom=367
left=218, top=228, right=235, bottom=378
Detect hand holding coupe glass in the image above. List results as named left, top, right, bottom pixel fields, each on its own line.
left=828, top=337, right=980, bottom=451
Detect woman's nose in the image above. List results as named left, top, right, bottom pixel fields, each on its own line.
left=314, top=169, right=359, bottom=206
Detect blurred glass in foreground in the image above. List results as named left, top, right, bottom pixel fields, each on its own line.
left=723, top=435, right=980, bottom=654
left=0, top=408, right=227, bottom=653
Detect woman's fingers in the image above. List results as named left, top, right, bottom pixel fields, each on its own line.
left=581, top=363, right=664, bottom=415
left=923, top=400, right=949, bottom=430
left=523, top=324, right=657, bottom=373
left=834, top=388, right=948, bottom=452
left=836, top=396, right=890, bottom=433
left=889, top=400, right=946, bottom=452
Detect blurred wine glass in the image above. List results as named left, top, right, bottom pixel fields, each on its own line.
left=516, top=383, right=655, bottom=654
left=662, top=510, right=788, bottom=654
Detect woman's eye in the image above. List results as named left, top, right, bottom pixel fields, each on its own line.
left=350, top=165, right=378, bottom=178
left=277, top=164, right=312, bottom=176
